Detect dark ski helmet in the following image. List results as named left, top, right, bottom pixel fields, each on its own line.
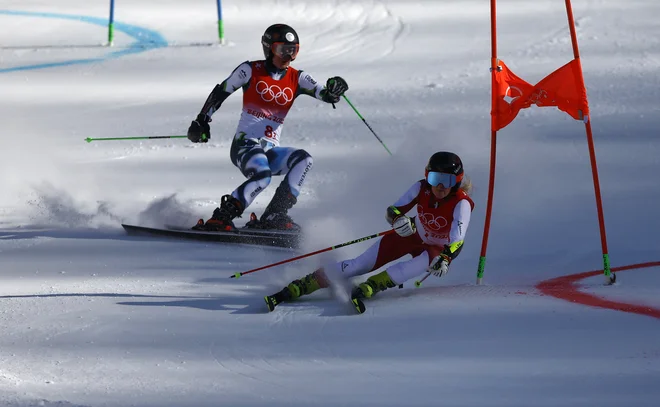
left=425, top=151, right=464, bottom=190
left=261, top=24, right=300, bottom=61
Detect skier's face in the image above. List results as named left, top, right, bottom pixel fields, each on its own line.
left=272, top=42, right=299, bottom=60
left=272, top=53, right=292, bottom=69
left=271, top=42, right=298, bottom=69
left=426, top=170, right=455, bottom=199
left=431, top=184, right=451, bottom=200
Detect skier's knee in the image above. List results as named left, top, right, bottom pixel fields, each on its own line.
left=285, top=150, right=313, bottom=193
left=288, top=149, right=313, bottom=170
left=250, top=169, right=272, bottom=191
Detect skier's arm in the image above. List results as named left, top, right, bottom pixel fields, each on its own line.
left=198, top=61, right=252, bottom=119
left=427, top=200, right=472, bottom=277
left=445, top=199, right=472, bottom=260
left=386, top=181, right=422, bottom=237
left=297, top=71, right=325, bottom=99
left=297, top=71, right=349, bottom=104
left=386, top=181, right=422, bottom=225
left=188, top=62, right=252, bottom=143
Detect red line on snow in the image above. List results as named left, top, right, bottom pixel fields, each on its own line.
left=535, top=261, right=660, bottom=320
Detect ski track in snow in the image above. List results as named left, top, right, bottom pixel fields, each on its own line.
left=291, top=0, right=406, bottom=65
left=1, top=0, right=660, bottom=406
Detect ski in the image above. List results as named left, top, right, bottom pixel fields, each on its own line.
left=263, top=286, right=293, bottom=312
left=351, top=296, right=366, bottom=314
left=264, top=295, right=278, bottom=312
left=350, top=287, right=367, bottom=314
left=121, top=224, right=300, bottom=249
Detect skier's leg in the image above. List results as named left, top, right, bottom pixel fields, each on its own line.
left=353, top=270, right=398, bottom=299
left=231, top=138, right=273, bottom=209
left=265, top=238, right=383, bottom=311
left=266, top=233, right=420, bottom=310
left=380, top=251, right=431, bottom=288
left=347, top=251, right=430, bottom=314
left=199, top=137, right=272, bottom=231
left=265, top=269, right=329, bottom=311
left=352, top=236, right=429, bottom=299
left=290, top=233, right=401, bottom=299
left=259, top=147, right=313, bottom=229
left=266, top=147, right=314, bottom=196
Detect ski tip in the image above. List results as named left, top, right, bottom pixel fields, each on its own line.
left=351, top=297, right=366, bottom=314
left=264, top=296, right=277, bottom=312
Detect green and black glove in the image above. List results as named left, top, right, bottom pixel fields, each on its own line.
left=187, top=113, right=211, bottom=143
left=321, top=76, right=349, bottom=104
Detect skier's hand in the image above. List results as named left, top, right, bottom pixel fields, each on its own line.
left=392, top=215, right=416, bottom=237
left=322, top=76, right=349, bottom=104
left=187, top=113, right=211, bottom=143
left=428, top=247, right=451, bottom=278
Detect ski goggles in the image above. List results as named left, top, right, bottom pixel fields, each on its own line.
left=271, top=42, right=299, bottom=59
left=426, top=171, right=458, bottom=188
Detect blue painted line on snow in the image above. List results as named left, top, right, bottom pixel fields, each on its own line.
left=0, top=10, right=168, bottom=73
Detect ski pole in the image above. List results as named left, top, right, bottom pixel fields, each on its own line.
left=85, top=135, right=189, bottom=143
left=230, top=229, right=395, bottom=279
left=414, top=271, right=432, bottom=288
left=342, top=95, right=393, bottom=156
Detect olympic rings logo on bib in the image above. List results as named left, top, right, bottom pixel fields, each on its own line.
left=256, top=81, right=294, bottom=106
left=417, top=207, right=448, bottom=231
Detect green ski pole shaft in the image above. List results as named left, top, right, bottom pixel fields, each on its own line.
left=342, top=94, right=392, bottom=156
left=85, top=135, right=189, bottom=143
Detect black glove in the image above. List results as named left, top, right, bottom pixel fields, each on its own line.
left=187, top=113, right=211, bottom=143
left=322, top=76, right=349, bottom=104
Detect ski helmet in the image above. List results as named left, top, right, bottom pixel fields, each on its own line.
left=261, top=24, right=300, bottom=61
left=425, top=152, right=464, bottom=190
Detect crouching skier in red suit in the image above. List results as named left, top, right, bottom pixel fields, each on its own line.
left=265, top=151, right=475, bottom=313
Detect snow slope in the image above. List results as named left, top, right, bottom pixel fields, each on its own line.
left=1, top=1, right=659, bottom=406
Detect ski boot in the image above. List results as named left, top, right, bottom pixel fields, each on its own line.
left=264, top=286, right=293, bottom=312
left=258, top=183, right=301, bottom=232
left=243, top=212, right=262, bottom=229
left=193, top=194, right=243, bottom=232
left=265, top=269, right=329, bottom=312
left=350, top=270, right=397, bottom=314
